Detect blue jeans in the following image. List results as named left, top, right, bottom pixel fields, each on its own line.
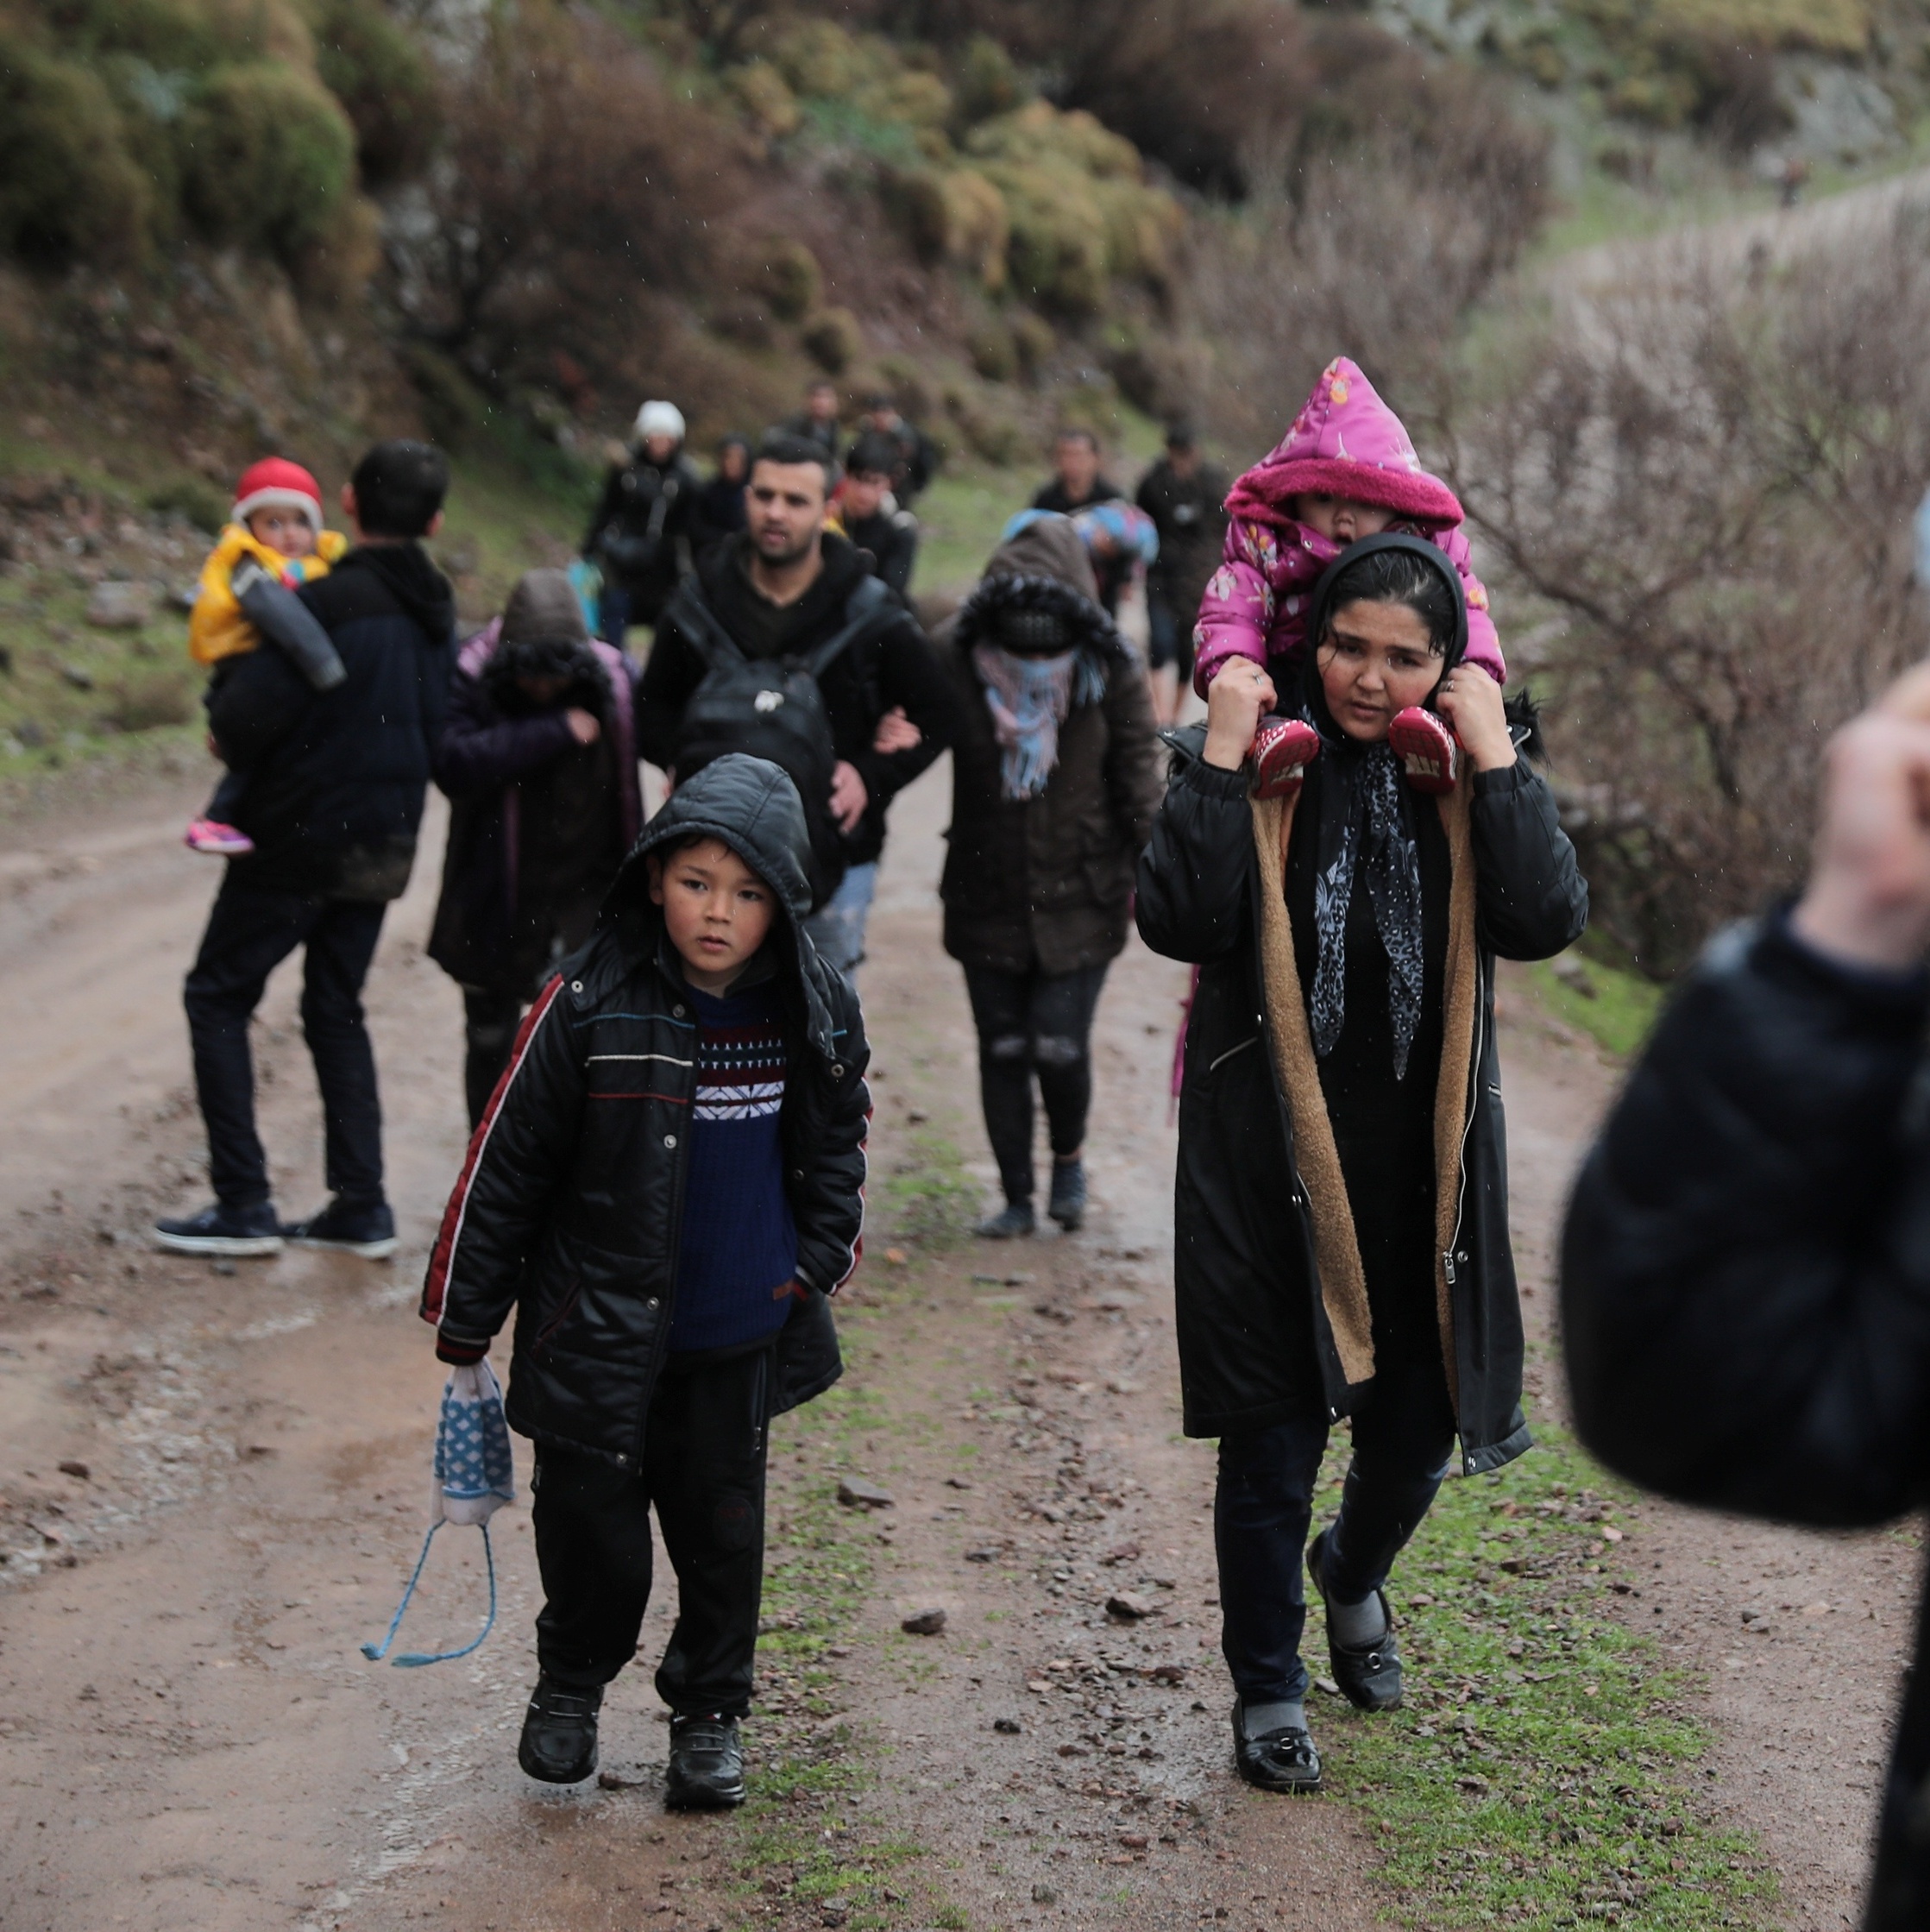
left=1215, top=1351, right=1455, bottom=1705
left=802, top=861, right=877, bottom=977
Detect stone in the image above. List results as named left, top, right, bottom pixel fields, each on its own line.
left=57, top=1460, right=90, bottom=1481
left=1105, top=1590, right=1155, bottom=1620
left=836, top=1477, right=894, bottom=1508
left=901, top=1607, right=946, bottom=1635
left=993, top=1717, right=1022, bottom=1734
left=85, top=581, right=151, bottom=629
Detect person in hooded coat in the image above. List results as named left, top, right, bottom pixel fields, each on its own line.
left=1135, top=536, right=1586, bottom=1794
left=582, top=400, right=703, bottom=645
left=429, top=569, right=644, bottom=1127
left=938, top=513, right=1164, bottom=1237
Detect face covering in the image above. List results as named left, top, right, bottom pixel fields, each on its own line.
left=972, top=643, right=1103, bottom=800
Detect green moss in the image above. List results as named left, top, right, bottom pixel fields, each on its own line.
left=1526, top=950, right=1668, bottom=1059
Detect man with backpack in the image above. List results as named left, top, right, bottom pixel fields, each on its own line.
left=637, top=431, right=953, bottom=973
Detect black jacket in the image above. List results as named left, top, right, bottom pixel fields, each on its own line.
left=583, top=452, right=702, bottom=619
left=421, top=754, right=870, bottom=1465
left=1135, top=456, right=1229, bottom=619
left=1562, top=916, right=1930, bottom=1931
left=1137, top=740, right=1586, bottom=1448
left=842, top=505, right=919, bottom=597
left=637, top=532, right=953, bottom=867
left=207, top=543, right=455, bottom=898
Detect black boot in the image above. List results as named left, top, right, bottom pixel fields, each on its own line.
left=1307, top=1526, right=1403, bottom=1712
left=518, top=1674, right=601, bottom=1783
left=975, top=1199, right=1035, bottom=1239
left=666, top=1712, right=745, bottom=1809
left=1232, top=1699, right=1322, bottom=1794
left=1047, top=1157, right=1087, bottom=1231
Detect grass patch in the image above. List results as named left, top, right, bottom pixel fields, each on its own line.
left=877, top=1128, right=982, bottom=1252
left=915, top=460, right=1037, bottom=598
left=1322, top=1425, right=1775, bottom=1929
left=1526, top=949, right=1667, bottom=1059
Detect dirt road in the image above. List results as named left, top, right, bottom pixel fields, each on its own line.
left=0, top=758, right=1915, bottom=1930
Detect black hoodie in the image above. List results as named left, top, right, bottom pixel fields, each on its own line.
left=208, top=542, right=456, bottom=898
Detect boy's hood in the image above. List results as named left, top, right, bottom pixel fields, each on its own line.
left=607, top=754, right=814, bottom=927
left=1225, top=356, right=1462, bottom=532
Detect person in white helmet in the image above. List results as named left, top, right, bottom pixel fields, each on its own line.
left=583, top=400, right=702, bottom=647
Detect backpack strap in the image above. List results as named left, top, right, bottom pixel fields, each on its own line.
left=663, top=576, right=743, bottom=671
left=799, top=575, right=896, bottom=681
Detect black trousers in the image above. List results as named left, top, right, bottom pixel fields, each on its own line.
left=531, top=1345, right=773, bottom=1715
left=1214, top=1349, right=1456, bottom=1706
left=182, top=878, right=388, bottom=1211
left=962, top=959, right=1110, bottom=1205
left=462, top=987, right=525, bottom=1130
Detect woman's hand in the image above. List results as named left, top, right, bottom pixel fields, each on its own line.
left=1436, top=669, right=1514, bottom=773
left=1204, top=659, right=1277, bottom=771
left=563, top=708, right=601, bottom=746
left=872, top=705, right=921, bottom=755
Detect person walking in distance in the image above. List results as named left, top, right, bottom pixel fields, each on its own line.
left=937, top=513, right=1162, bottom=1237
left=155, top=441, right=456, bottom=1260
left=1136, top=538, right=1585, bottom=1792
left=1562, top=663, right=1930, bottom=1931
left=582, top=400, right=701, bottom=647
left=783, top=379, right=842, bottom=457
left=852, top=390, right=940, bottom=505
left=692, top=435, right=751, bottom=557
left=429, top=569, right=643, bottom=1129
left=1136, top=423, right=1229, bottom=726
left=421, top=755, right=869, bottom=1809
left=1032, top=428, right=1129, bottom=614
left=638, top=431, right=953, bottom=977
left=832, top=434, right=919, bottom=597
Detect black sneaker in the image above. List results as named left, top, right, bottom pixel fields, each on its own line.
left=1232, top=1700, right=1323, bottom=1794
left=1047, top=1158, right=1087, bottom=1231
left=666, top=1712, right=745, bottom=1809
left=518, top=1674, right=601, bottom=1784
left=1307, top=1526, right=1403, bottom=1712
left=282, top=1196, right=398, bottom=1260
left=154, top=1200, right=284, bottom=1258
left=974, top=1199, right=1035, bottom=1239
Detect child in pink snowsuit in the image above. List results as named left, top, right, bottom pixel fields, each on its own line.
left=1192, top=357, right=1505, bottom=697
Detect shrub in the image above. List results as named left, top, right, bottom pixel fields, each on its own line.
left=726, top=59, right=802, bottom=141
left=104, top=670, right=196, bottom=733
left=953, top=34, right=1024, bottom=126
left=180, top=60, right=356, bottom=258
left=758, top=239, right=822, bottom=320
left=987, top=160, right=1109, bottom=313
left=893, top=167, right=1008, bottom=286
left=966, top=320, right=1016, bottom=382
left=0, top=41, right=156, bottom=265
left=144, top=475, right=227, bottom=532
left=1010, top=310, right=1054, bottom=380
left=801, top=305, right=864, bottom=374
left=308, top=0, right=441, bottom=186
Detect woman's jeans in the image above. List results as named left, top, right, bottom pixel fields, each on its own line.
left=962, top=960, right=1110, bottom=1205
left=1215, top=1350, right=1456, bottom=1707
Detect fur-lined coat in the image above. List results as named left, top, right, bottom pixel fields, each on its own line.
left=937, top=519, right=1164, bottom=975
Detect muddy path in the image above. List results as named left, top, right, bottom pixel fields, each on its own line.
left=0, top=758, right=1914, bottom=1930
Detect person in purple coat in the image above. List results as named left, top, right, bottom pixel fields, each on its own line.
left=429, top=570, right=643, bottom=1125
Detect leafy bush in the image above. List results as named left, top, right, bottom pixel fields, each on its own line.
left=758, top=238, right=822, bottom=321
left=0, top=40, right=156, bottom=264
left=801, top=305, right=863, bottom=374
left=180, top=60, right=356, bottom=258
left=104, top=670, right=196, bottom=732
left=308, top=0, right=440, bottom=186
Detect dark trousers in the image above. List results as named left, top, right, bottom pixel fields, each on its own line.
left=531, top=1345, right=773, bottom=1714
left=1215, top=1350, right=1456, bottom=1705
left=183, top=878, right=388, bottom=1211
left=962, top=959, right=1110, bottom=1205
left=462, top=987, right=525, bottom=1130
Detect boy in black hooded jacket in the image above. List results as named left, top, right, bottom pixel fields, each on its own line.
left=420, top=754, right=870, bottom=1808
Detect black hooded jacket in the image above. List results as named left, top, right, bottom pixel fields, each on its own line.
left=1135, top=535, right=1587, bottom=1449
left=207, top=542, right=455, bottom=898
left=419, top=755, right=869, bottom=1466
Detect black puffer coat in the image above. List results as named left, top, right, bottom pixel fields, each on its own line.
left=420, top=755, right=870, bottom=1465
left=938, top=518, right=1163, bottom=975
left=1562, top=916, right=1930, bottom=1931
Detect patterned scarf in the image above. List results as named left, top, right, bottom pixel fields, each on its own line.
left=1307, top=736, right=1426, bottom=1079
left=971, top=643, right=1104, bottom=800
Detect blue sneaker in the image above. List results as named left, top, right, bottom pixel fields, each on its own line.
left=282, top=1196, right=397, bottom=1260
left=154, top=1200, right=284, bottom=1258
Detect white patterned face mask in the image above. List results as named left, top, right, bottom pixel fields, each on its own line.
left=362, top=1361, right=516, bottom=1667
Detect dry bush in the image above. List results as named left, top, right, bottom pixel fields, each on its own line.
left=394, top=3, right=742, bottom=399
left=1442, top=213, right=1930, bottom=972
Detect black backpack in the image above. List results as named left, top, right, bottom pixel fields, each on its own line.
left=665, top=573, right=896, bottom=909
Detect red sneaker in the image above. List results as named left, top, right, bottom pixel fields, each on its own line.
left=185, top=819, right=255, bottom=856
left=1389, top=708, right=1458, bottom=793
left=1251, top=718, right=1320, bottom=801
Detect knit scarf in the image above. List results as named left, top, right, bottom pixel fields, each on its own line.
left=972, top=643, right=1103, bottom=800
left=1307, top=735, right=1426, bottom=1079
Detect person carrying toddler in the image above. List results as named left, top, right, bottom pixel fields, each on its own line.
left=1193, top=358, right=1506, bottom=708
left=185, top=457, right=351, bottom=855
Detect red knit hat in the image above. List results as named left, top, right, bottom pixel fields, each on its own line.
left=232, top=456, right=325, bottom=535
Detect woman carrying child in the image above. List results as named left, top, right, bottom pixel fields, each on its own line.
left=1137, top=535, right=1585, bottom=1792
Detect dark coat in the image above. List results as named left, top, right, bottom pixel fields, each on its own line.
left=427, top=624, right=643, bottom=996
left=842, top=504, right=919, bottom=597
left=637, top=532, right=953, bottom=867
left=207, top=543, right=455, bottom=899
left=1136, top=739, right=1586, bottom=1451
left=1032, top=475, right=1128, bottom=612
left=938, top=519, right=1163, bottom=975
left=1561, top=916, right=1930, bottom=1931
left=421, top=754, right=870, bottom=1465
left=1136, top=456, right=1230, bottom=620
left=583, top=451, right=702, bottom=619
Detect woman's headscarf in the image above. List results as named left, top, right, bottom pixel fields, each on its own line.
left=1297, top=535, right=1468, bottom=1079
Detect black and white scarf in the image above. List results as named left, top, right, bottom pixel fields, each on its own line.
left=1306, top=736, right=1425, bottom=1079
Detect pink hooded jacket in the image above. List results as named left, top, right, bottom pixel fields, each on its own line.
left=1191, top=358, right=1503, bottom=696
